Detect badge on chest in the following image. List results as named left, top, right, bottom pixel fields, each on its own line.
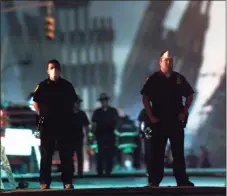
left=176, top=75, right=182, bottom=85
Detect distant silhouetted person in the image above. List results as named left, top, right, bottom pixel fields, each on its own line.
left=198, top=146, right=211, bottom=168
left=72, top=96, right=90, bottom=177
left=164, top=144, right=173, bottom=168
left=115, top=115, right=139, bottom=169
left=91, top=93, right=119, bottom=176
left=186, top=150, right=199, bottom=168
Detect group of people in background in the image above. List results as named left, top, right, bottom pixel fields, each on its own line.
left=70, top=97, right=212, bottom=177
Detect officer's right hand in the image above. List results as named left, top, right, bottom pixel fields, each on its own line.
left=150, top=116, right=160, bottom=124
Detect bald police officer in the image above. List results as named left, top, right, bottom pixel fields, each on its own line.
left=140, top=50, right=194, bottom=187
left=33, top=59, right=78, bottom=189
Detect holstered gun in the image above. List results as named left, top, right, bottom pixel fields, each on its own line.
left=34, top=116, right=44, bottom=139
left=140, top=111, right=189, bottom=140
left=140, top=126, right=152, bottom=140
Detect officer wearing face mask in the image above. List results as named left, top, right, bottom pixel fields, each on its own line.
left=32, top=59, right=78, bottom=190
left=91, top=93, right=119, bottom=176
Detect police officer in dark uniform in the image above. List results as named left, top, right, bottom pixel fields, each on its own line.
left=33, top=59, right=78, bottom=189
left=140, top=50, right=194, bottom=187
left=91, top=93, right=119, bottom=176
left=72, top=96, right=90, bottom=178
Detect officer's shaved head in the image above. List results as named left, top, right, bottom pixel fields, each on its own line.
left=160, top=50, right=173, bottom=59
left=159, top=50, right=173, bottom=74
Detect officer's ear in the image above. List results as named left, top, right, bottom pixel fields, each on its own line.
left=159, top=58, right=162, bottom=66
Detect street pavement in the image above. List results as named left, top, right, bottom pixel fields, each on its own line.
left=2, top=176, right=226, bottom=190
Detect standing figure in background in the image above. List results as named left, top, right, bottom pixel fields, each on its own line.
left=72, top=96, right=90, bottom=177
left=186, top=149, right=199, bottom=168
left=91, top=93, right=119, bottom=176
left=115, top=115, right=139, bottom=170
left=164, top=144, right=173, bottom=168
left=33, top=59, right=78, bottom=189
left=198, top=146, right=211, bottom=168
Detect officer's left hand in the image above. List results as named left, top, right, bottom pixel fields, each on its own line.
left=178, top=111, right=187, bottom=121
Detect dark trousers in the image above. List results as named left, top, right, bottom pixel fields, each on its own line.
left=147, top=121, right=189, bottom=185
left=116, top=148, right=122, bottom=166
left=97, top=140, right=115, bottom=175
left=144, top=140, right=150, bottom=172
left=74, top=140, right=83, bottom=176
left=39, top=126, right=74, bottom=185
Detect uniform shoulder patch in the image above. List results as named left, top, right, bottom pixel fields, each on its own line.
left=144, top=76, right=151, bottom=84
left=34, top=84, right=39, bottom=92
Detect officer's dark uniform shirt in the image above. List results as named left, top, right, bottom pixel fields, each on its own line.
left=138, top=108, right=150, bottom=127
left=92, top=107, right=119, bottom=138
left=33, top=77, right=78, bottom=127
left=72, top=110, right=90, bottom=140
left=140, top=71, right=194, bottom=121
